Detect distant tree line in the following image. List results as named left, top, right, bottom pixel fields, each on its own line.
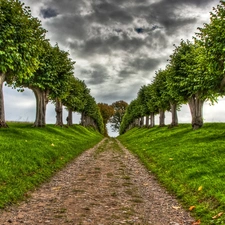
left=120, top=1, right=225, bottom=134
left=0, top=0, right=104, bottom=134
left=98, top=100, right=128, bottom=136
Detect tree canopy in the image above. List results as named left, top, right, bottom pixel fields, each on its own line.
left=0, top=0, right=46, bottom=81
left=0, top=0, right=46, bottom=125
left=110, top=100, right=128, bottom=132
left=196, top=1, right=225, bottom=93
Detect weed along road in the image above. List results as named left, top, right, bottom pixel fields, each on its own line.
left=0, top=138, right=194, bottom=225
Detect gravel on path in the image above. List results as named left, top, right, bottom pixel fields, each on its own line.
left=0, top=138, right=194, bottom=225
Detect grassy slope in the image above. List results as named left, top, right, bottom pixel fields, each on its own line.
left=118, top=123, right=225, bottom=225
left=0, top=122, right=103, bottom=208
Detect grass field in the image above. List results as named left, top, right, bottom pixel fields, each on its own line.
left=0, top=122, right=103, bottom=208
left=118, top=123, right=225, bottom=225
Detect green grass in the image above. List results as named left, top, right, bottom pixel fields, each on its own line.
left=0, top=122, right=103, bottom=208
left=118, top=123, right=225, bottom=225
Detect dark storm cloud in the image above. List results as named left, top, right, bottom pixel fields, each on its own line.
left=40, top=7, right=58, bottom=19
left=134, top=3, right=197, bottom=35
left=118, top=69, right=136, bottom=79
left=90, top=1, right=134, bottom=25
left=80, top=36, right=118, bottom=56
left=69, top=35, right=147, bottom=58
left=45, top=14, right=88, bottom=41
left=38, top=0, right=210, bottom=58
left=96, top=92, right=132, bottom=104
left=161, top=0, right=218, bottom=7
left=80, top=64, right=109, bottom=85
left=43, top=0, right=85, bottom=13
left=130, top=0, right=218, bottom=37
left=116, top=57, right=161, bottom=80
left=95, top=90, right=133, bottom=104
left=129, top=57, right=161, bottom=72
left=69, top=29, right=168, bottom=59
left=35, top=0, right=218, bottom=45
left=95, top=81, right=145, bottom=104
left=23, top=0, right=220, bottom=99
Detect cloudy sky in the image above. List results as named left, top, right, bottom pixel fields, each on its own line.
left=4, top=0, right=224, bottom=136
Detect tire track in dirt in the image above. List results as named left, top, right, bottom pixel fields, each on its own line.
left=0, top=138, right=194, bottom=225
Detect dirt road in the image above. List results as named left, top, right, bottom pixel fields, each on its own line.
left=0, top=138, right=194, bottom=225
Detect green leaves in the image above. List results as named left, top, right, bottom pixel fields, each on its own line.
left=0, top=0, right=46, bottom=83
left=62, top=77, right=89, bottom=113
left=197, top=1, right=225, bottom=91
left=22, top=42, right=75, bottom=100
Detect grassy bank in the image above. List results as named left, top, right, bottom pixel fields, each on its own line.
left=118, top=123, right=225, bottom=225
left=0, top=122, right=103, bottom=208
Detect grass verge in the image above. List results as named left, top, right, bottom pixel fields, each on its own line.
left=118, top=123, right=225, bottom=225
left=0, top=122, right=103, bottom=208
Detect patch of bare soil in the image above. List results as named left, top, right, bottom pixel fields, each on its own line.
left=0, top=138, right=194, bottom=225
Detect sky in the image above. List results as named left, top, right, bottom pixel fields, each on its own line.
left=4, top=0, right=224, bottom=136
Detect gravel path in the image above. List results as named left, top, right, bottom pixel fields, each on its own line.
left=0, top=138, right=194, bottom=225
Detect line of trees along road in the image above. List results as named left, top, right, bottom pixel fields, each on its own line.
left=0, top=0, right=104, bottom=134
left=120, top=1, right=225, bottom=135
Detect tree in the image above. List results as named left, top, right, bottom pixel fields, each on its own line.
left=145, top=84, right=159, bottom=128
left=81, top=94, right=104, bottom=134
left=62, top=77, right=88, bottom=126
left=153, top=67, right=181, bottom=127
left=163, top=65, right=181, bottom=127
left=137, top=85, right=151, bottom=127
left=151, top=70, right=171, bottom=127
left=50, top=46, right=75, bottom=126
left=110, top=100, right=128, bottom=132
left=168, top=40, right=214, bottom=129
left=22, top=42, right=75, bottom=127
left=97, top=103, right=114, bottom=136
left=0, top=0, right=46, bottom=126
left=119, top=99, right=140, bottom=134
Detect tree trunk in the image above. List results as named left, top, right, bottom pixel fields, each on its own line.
left=128, top=124, right=132, bottom=130
left=81, top=112, right=89, bottom=126
left=31, top=87, right=48, bottom=127
left=136, top=118, right=139, bottom=127
left=188, top=95, right=204, bottom=130
left=67, top=109, right=73, bottom=126
left=170, top=102, right=178, bottom=127
left=55, top=98, right=63, bottom=126
left=138, top=118, right=141, bottom=127
left=220, top=76, right=225, bottom=90
left=140, top=116, right=144, bottom=127
left=85, top=116, right=90, bottom=126
left=0, top=73, right=8, bottom=127
left=80, top=112, right=85, bottom=126
left=134, top=118, right=138, bottom=127
left=150, top=112, right=155, bottom=127
left=103, top=123, right=108, bottom=136
left=145, top=115, right=149, bottom=127
left=91, top=117, right=98, bottom=130
left=159, top=109, right=165, bottom=127
left=82, top=114, right=91, bottom=127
